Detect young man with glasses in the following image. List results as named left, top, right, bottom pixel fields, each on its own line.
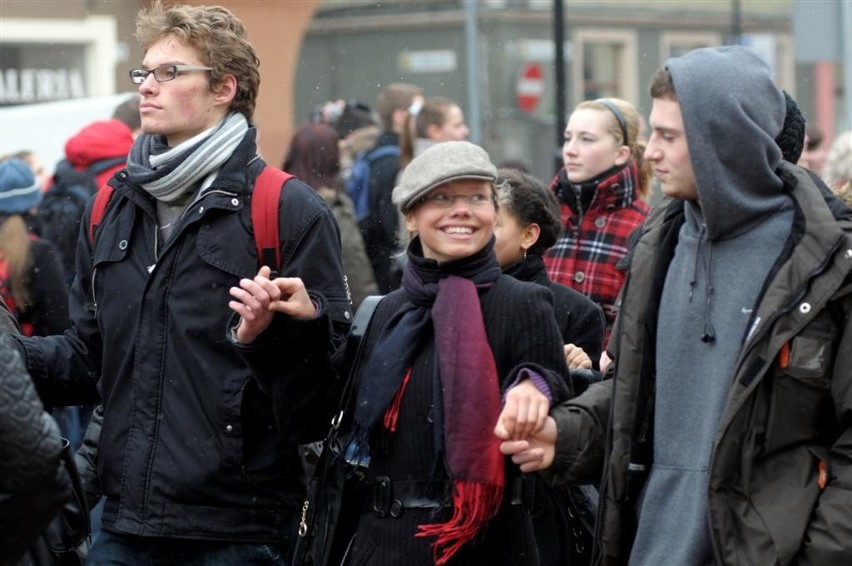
left=11, top=2, right=351, bottom=563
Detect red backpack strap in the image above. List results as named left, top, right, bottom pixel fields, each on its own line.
left=252, top=166, right=294, bottom=275
left=88, top=184, right=115, bottom=245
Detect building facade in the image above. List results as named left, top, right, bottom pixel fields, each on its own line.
left=1, top=1, right=845, bottom=182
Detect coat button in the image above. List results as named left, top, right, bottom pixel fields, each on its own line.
left=119, top=240, right=128, bottom=250
left=573, top=271, right=585, bottom=283
left=344, top=311, right=351, bottom=320
left=198, top=206, right=204, bottom=214
left=231, top=198, right=239, bottom=207
left=799, top=302, right=811, bottom=314
left=225, top=424, right=233, bottom=433
left=845, top=249, right=852, bottom=259
left=595, top=217, right=607, bottom=228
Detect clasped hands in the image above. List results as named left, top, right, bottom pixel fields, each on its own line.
left=494, top=379, right=558, bottom=473
left=228, top=266, right=315, bottom=344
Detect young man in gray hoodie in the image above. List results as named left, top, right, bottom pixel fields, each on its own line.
left=497, top=45, right=852, bottom=566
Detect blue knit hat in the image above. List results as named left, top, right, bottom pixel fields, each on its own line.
left=0, top=158, right=41, bottom=214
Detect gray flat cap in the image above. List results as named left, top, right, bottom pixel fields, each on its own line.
left=392, top=141, right=497, bottom=212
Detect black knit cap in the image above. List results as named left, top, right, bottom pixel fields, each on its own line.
left=776, top=91, right=805, bottom=163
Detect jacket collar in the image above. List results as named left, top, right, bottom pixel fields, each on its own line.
left=552, top=161, right=640, bottom=217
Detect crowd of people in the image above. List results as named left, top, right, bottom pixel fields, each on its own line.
left=1, top=1, right=850, bottom=566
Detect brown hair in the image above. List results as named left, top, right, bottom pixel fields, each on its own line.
left=135, top=1, right=260, bottom=122
left=573, top=97, right=652, bottom=201
left=282, top=123, right=341, bottom=191
left=649, top=67, right=677, bottom=101
left=0, top=215, right=32, bottom=308
left=375, top=83, right=422, bottom=130
left=400, top=97, right=460, bottom=167
left=112, top=93, right=142, bottom=131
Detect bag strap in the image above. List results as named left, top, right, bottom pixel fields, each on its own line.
left=252, top=166, right=294, bottom=276
left=328, top=294, right=384, bottom=440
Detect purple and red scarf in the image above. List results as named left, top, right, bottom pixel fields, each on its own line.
left=352, top=237, right=505, bottom=564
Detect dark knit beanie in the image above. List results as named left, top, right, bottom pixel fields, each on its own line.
left=776, top=91, right=806, bottom=163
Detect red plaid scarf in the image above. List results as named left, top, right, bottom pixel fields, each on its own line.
left=544, top=162, right=648, bottom=342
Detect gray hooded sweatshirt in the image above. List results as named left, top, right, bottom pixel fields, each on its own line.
left=629, top=46, right=795, bottom=565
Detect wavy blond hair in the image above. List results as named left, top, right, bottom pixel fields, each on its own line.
left=824, top=131, right=852, bottom=206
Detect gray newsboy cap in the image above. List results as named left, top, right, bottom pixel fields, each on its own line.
left=392, top=141, right=497, bottom=212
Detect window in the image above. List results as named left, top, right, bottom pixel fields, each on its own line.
left=660, top=32, right=721, bottom=60
left=572, top=29, right=638, bottom=107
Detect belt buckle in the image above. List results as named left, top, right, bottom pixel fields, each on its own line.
left=372, top=476, right=391, bottom=517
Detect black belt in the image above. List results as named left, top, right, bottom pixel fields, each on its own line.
left=362, top=476, right=449, bottom=518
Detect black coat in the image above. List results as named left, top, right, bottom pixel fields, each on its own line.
left=348, top=274, right=572, bottom=565
left=359, top=130, right=403, bottom=293
left=504, top=255, right=605, bottom=370
left=14, top=129, right=351, bottom=544
left=0, top=330, right=72, bottom=564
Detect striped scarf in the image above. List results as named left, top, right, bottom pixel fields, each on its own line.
left=125, top=112, right=248, bottom=203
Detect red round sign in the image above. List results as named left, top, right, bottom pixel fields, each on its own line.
left=516, top=62, right=545, bottom=114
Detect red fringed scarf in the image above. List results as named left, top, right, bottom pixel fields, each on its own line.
left=411, top=275, right=505, bottom=565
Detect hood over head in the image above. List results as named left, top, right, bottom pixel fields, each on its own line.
left=64, top=119, right=135, bottom=168
left=667, top=45, right=787, bottom=240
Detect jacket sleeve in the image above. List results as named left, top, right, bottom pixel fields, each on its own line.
left=569, top=300, right=606, bottom=372
left=498, top=281, right=572, bottom=404
left=0, top=331, right=72, bottom=564
left=232, top=180, right=352, bottom=443
left=796, top=288, right=852, bottom=565
left=544, top=378, right=612, bottom=487
left=14, top=197, right=103, bottom=407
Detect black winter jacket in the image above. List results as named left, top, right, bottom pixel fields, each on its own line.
left=14, top=129, right=351, bottom=544
left=504, top=255, right=605, bottom=371
left=349, top=273, right=572, bottom=565
left=359, top=130, right=403, bottom=293
left=0, top=330, right=72, bottom=564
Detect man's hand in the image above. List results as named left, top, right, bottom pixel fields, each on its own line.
left=228, top=267, right=316, bottom=344
left=498, top=416, right=558, bottom=473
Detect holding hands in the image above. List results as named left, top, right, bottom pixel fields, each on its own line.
left=494, top=378, right=550, bottom=441
left=497, top=415, right=558, bottom=473
left=228, top=266, right=316, bottom=344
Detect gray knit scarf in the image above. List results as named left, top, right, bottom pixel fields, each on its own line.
left=125, top=112, right=249, bottom=203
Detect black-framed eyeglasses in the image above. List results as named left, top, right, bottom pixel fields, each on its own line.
left=129, top=64, right=213, bottom=85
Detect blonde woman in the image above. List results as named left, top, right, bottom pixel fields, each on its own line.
left=544, top=98, right=650, bottom=342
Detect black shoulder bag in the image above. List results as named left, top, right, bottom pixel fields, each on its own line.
left=291, top=294, right=383, bottom=566
left=30, top=438, right=91, bottom=566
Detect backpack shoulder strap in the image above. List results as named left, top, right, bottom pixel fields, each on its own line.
left=87, top=167, right=294, bottom=270
left=253, top=166, right=294, bottom=276
left=88, top=185, right=115, bottom=245
left=365, top=144, right=400, bottom=162
left=85, top=156, right=127, bottom=177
